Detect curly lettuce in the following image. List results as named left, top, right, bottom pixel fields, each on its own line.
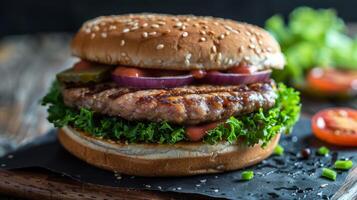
left=42, top=82, right=300, bottom=146
left=266, top=7, right=357, bottom=84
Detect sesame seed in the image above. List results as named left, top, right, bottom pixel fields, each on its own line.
left=93, top=26, right=100, bottom=32
left=213, top=22, right=219, bottom=25
left=182, top=32, right=188, bottom=37
left=202, top=25, right=208, bottom=29
left=145, top=184, right=151, bottom=188
left=244, top=56, right=250, bottom=61
left=174, top=22, right=183, bottom=28
left=109, top=25, right=117, bottom=30
left=158, top=21, right=166, bottom=26
left=180, top=25, right=186, bottom=31
left=90, top=33, right=96, bottom=39
left=200, top=179, right=207, bottom=183
left=213, top=189, right=219, bottom=193
left=177, top=187, right=182, bottom=190
left=200, top=30, right=206, bottom=35
left=157, top=186, right=162, bottom=190
left=245, top=31, right=252, bottom=36
left=162, top=29, right=171, bottom=35
left=210, top=54, right=215, bottom=61
left=84, top=28, right=91, bottom=34
left=249, top=44, right=256, bottom=49
left=100, top=22, right=106, bottom=26
left=211, top=45, right=217, bottom=53
left=120, top=40, right=125, bottom=46
left=228, top=59, right=233, bottom=65
left=239, top=46, right=244, bottom=52
left=255, top=48, right=262, bottom=54
left=131, top=26, right=139, bottom=31
left=258, top=40, right=263, bottom=45
left=267, top=47, right=272, bottom=52
left=224, top=25, right=232, bottom=31
left=185, top=53, right=192, bottom=60
left=225, top=31, right=231, bottom=36
left=121, top=52, right=127, bottom=57
left=142, top=23, right=148, bottom=27
left=207, top=30, right=215, bottom=35
left=218, top=34, right=225, bottom=40
left=101, top=32, right=107, bottom=38
left=192, top=23, right=199, bottom=27
left=122, top=28, right=130, bottom=33
left=216, top=52, right=222, bottom=62
left=151, top=24, right=160, bottom=28
left=199, top=37, right=206, bottom=42
left=149, top=31, right=157, bottom=36
left=142, top=32, right=148, bottom=38
left=231, top=29, right=239, bottom=34
left=156, top=44, right=164, bottom=50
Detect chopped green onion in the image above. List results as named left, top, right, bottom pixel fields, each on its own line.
left=321, top=168, right=337, bottom=181
left=241, top=170, right=254, bottom=181
left=334, top=160, right=353, bottom=170
left=317, top=146, right=329, bottom=156
left=274, top=144, right=284, bottom=156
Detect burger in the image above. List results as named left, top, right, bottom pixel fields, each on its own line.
left=42, top=14, right=301, bottom=176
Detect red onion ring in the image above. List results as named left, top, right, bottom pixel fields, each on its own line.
left=202, top=70, right=272, bottom=85
left=112, top=74, right=194, bottom=89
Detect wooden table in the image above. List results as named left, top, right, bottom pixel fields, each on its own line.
left=0, top=34, right=356, bottom=199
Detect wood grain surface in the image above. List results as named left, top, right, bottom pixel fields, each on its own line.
left=0, top=169, right=214, bottom=200
left=0, top=33, right=356, bottom=199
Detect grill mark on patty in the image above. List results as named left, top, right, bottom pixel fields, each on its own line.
left=108, top=88, right=139, bottom=99
left=61, top=80, right=277, bottom=125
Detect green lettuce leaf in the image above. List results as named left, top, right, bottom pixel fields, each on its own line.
left=42, top=82, right=300, bottom=145
left=265, top=7, right=357, bottom=84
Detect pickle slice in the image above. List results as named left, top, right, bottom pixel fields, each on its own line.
left=57, top=65, right=113, bottom=83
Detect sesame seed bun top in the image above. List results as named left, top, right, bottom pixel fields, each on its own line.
left=71, top=13, right=285, bottom=71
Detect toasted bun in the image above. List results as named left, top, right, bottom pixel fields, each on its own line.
left=71, top=14, right=284, bottom=71
left=58, top=126, right=280, bottom=177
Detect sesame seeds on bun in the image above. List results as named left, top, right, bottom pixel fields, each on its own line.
left=71, top=13, right=285, bottom=71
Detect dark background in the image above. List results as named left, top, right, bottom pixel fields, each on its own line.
left=1, top=0, right=357, bottom=37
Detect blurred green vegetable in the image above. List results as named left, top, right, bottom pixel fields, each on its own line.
left=266, top=7, right=357, bottom=84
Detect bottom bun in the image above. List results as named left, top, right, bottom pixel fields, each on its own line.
left=58, top=126, right=280, bottom=177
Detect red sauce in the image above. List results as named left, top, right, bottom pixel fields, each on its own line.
left=186, top=122, right=220, bottom=142
left=227, top=63, right=257, bottom=74
left=112, top=66, right=145, bottom=77
left=190, top=69, right=207, bottom=79
left=73, top=60, right=93, bottom=71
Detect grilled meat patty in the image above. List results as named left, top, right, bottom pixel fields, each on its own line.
left=61, top=81, right=277, bottom=125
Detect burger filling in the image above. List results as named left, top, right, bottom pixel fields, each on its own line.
left=42, top=60, right=300, bottom=146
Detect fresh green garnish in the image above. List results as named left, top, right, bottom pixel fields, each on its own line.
left=42, top=82, right=300, bottom=145
left=317, top=146, right=330, bottom=156
left=334, top=160, right=353, bottom=170
left=241, top=170, right=254, bottom=181
left=321, top=168, right=337, bottom=181
left=274, top=144, right=284, bottom=156
left=265, top=7, right=357, bottom=84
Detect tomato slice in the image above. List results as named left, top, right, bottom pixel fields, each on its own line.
left=73, top=60, right=93, bottom=71
left=307, top=67, right=357, bottom=93
left=312, top=108, right=357, bottom=146
left=186, top=122, right=220, bottom=142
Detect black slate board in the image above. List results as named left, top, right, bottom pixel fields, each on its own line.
left=0, top=117, right=356, bottom=200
